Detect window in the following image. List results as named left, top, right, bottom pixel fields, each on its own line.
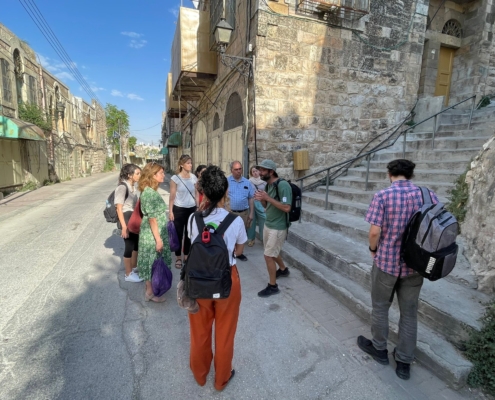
left=28, top=75, right=37, bottom=105
left=209, top=0, right=236, bottom=49
left=1, top=59, right=12, bottom=103
left=213, top=112, right=220, bottom=130
left=442, top=20, right=463, bottom=38
left=224, top=92, right=243, bottom=131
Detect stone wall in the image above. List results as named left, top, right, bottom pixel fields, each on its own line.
left=464, top=136, right=495, bottom=293
left=252, top=0, right=426, bottom=180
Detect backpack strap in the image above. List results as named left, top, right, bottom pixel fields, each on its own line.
left=192, top=211, right=205, bottom=234
left=215, top=213, right=238, bottom=236
left=420, top=187, right=433, bottom=205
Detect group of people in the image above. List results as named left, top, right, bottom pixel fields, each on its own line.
left=112, top=155, right=433, bottom=388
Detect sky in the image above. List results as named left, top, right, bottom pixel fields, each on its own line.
left=2, top=0, right=196, bottom=145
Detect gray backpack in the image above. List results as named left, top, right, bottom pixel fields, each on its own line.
left=400, top=187, right=459, bottom=281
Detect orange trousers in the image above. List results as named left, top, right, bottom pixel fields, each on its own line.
left=188, top=265, right=241, bottom=390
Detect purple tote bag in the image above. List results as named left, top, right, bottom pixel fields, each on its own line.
left=151, top=256, right=173, bottom=297
left=168, top=221, right=180, bottom=252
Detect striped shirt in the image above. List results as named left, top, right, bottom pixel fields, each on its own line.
left=228, top=175, right=254, bottom=211
left=365, top=180, right=439, bottom=277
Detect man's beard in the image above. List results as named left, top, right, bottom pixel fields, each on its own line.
left=261, top=174, right=269, bottom=182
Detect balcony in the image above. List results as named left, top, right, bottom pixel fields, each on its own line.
left=166, top=73, right=187, bottom=118
left=171, top=7, right=217, bottom=101
left=297, top=0, right=369, bottom=22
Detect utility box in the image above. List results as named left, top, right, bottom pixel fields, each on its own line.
left=293, top=149, right=309, bottom=171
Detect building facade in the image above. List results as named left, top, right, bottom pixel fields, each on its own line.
left=0, top=23, right=106, bottom=190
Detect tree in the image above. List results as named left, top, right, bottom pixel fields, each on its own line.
left=18, top=102, right=52, bottom=131
left=128, top=136, right=137, bottom=150
left=105, top=104, right=129, bottom=148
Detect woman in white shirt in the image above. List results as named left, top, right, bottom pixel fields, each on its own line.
left=187, top=165, right=246, bottom=391
left=169, top=155, right=198, bottom=269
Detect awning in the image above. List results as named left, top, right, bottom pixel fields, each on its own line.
left=0, top=116, right=46, bottom=141
left=160, top=147, right=169, bottom=155
left=166, top=131, right=182, bottom=148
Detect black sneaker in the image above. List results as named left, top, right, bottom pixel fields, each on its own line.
left=393, top=349, right=411, bottom=380
left=357, top=336, right=389, bottom=365
left=276, top=267, right=290, bottom=278
left=237, top=254, right=248, bottom=262
left=257, top=284, right=280, bottom=297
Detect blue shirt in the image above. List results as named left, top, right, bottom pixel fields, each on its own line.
left=228, top=175, right=254, bottom=211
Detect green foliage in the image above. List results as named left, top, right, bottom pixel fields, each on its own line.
left=19, top=181, right=38, bottom=192
left=477, top=96, right=491, bottom=109
left=465, top=301, right=495, bottom=395
left=43, top=179, right=55, bottom=186
left=18, top=102, right=52, bottom=131
left=446, top=169, right=469, bottom=226
left=128, top=136, right=137, bottom=150
left=105, top=104, right=130, bottom=147
left=405, top=119, right=415, bottom=127
left=104, top=157, right=115, bottom=172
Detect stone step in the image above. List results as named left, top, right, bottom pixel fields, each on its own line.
left=391, top=137, right=491, bottom=152
left=332, top=176, right=454, bottom=196
left=406, top=128, right=494, bottom=140
left=302, top=191, right=369, bottom=217
left=374, top=148, right=481, bottom=162
left=281, top=241, right=474, bottom=388
left=437, top=121, right=491, bottom=132
left=438, top=111, right=495, bottom=124
left=346, top=168, right=461, bottom=184
left=368, top=159, right=469, bottom=173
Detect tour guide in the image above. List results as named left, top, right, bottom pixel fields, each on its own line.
left=254, top=159, right=291, bottom=297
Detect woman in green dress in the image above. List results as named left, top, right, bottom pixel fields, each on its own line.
left=137, top=162, right=172, bottom=302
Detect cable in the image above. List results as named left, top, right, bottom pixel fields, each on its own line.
left=130, top=122, right=162, bottom=132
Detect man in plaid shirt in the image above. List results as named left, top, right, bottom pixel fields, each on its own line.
left=357, top=159, right=438, bottom=381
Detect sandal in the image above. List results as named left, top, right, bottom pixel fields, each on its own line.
left=247, top=240, right=255, bottom=247
left=145, top=292, right=166, bottom=303
left=175, top=259, right=183, bottom=269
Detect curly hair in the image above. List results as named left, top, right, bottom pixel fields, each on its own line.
left=138, top=162, right=164, bottom=192
left=387, top=159, right=416, bottom=180
left=176, top=154, right=192, bottom=174
left=195, top=164, right=207, bottom=178
left=199, top=165, right=228, bottom=217
left=118, top=163, right=141, bottom=184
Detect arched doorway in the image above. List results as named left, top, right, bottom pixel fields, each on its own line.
left=194, top=120, right=207, bottom=167
left=222, top=93, right=243, bottom=173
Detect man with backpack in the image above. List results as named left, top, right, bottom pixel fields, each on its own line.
left=358, top=159, right=439, bottom=381
left=254, top=159, right=292, bottom=297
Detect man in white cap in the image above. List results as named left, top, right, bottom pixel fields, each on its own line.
left=253, top=159, right=292, bottom=297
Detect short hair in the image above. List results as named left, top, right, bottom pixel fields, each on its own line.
left=387, top=159, right=416, bottom=180
left=138, top=162, right=164, bottom=192
left=230, top=160, right=242, bottom=171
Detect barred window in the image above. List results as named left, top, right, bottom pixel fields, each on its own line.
left=224, top=92, right=243, bottom=131
left=442, top=20, right=463, bottom=38
left=213, top=112, right=220, bottom=130
left=28, top=75, right=37, bottom=105
left=1, top=59, right=13, bottom=103
left=210, top=0, right=236, bottom=49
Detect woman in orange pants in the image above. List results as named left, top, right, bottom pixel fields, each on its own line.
left=187, top=165, right=247, bottom=390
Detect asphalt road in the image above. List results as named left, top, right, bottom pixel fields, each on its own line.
left=0, top=173, right=478, bottom=400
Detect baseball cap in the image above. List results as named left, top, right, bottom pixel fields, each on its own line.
left=255, top=159, right=277, bottom=172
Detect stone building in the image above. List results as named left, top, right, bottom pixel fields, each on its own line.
left=0, top=22, right=106, bottom=190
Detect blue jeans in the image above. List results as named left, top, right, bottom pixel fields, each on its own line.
left=371, top=263, right=424, bottom=364
left=247, top=200, right=266, bottom=241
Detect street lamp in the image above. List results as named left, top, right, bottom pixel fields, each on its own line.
left=214, top=18, right=253, bottom=79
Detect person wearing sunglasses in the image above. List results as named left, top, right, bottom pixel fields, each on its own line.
left=169, top=155, right=199, bottom=269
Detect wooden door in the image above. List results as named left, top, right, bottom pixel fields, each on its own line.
left=434, top=47, right=455, bottom=106
left=221, top=126, right=243, bottom=173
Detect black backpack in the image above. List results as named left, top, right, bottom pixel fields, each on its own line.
left=273, top=179, right=302, bottom=224
left=103, top=183, right=128, bottom=223
left=400, top=187, right=459, bottom=281
left=182, top=212, right=238, bottom=299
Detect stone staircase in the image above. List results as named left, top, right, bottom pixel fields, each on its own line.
left=282, top=106, right=495, bottom=388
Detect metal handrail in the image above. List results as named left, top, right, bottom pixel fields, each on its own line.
left=295, top=94, right=477, bottom=220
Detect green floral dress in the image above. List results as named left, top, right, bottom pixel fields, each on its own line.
left=137, top=187, right=172, bottom=281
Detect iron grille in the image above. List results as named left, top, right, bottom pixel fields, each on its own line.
left=1, top=59, right=12, bottom=103
left=297, top=0, right=369, bottom=22
left=209, top=0, right=236, bottom=50
left=224, top=92, right=243, bottom=131
left=213, top=112, right=220, bottom=130
left=442, top=19, right=462, bottom=38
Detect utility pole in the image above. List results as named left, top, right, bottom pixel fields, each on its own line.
left=118, top=118, right=122, bottom=168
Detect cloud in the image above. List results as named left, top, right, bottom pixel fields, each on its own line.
left=121, top=31, right=143, bottom=38
left=38, top=54, right=74, bottom=81
left=54, top=71, right=75, bottom=81
left=111, top=90, right=124, bottom=97
left=127, top=93, right=144, bottom=101
left=91, top=86, right=105, bottom=93
left=129, top=39, right=147, bottom=49
left=169, top=5, right=179, bottom=18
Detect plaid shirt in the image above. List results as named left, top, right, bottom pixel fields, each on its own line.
left=228, top=175, right=254, bottom=211
left=365, top=180, right=439, bottom=277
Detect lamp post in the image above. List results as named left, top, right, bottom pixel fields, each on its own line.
left=214, top=18, right=253, bottom=79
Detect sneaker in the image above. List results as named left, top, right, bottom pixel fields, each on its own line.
left=257, top=284, right=280, bottom=297
left=276, top=267, right=290, bottom=278
left=237, top=254, right=248, bottom=262
left=357, top=336, right=389, bottom=365
left=393, top=349, right=411, bottom=380
left=132, top=267, right=139, bottom=274
left=125, top=271, right=143, bottom=283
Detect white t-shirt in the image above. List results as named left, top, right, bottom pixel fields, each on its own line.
left=171, top=174, right=197, bottom=208
left=188, top=208, right=247, bottom=266
left=114, top=181, right=138, bottom=213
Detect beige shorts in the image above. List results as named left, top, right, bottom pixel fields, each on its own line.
left=263, top=226, right=287, bottom=257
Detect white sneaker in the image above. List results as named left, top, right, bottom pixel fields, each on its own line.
left=132, top=267, right=139, bottom=274
left=125, top=271, right=143, bottom=283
